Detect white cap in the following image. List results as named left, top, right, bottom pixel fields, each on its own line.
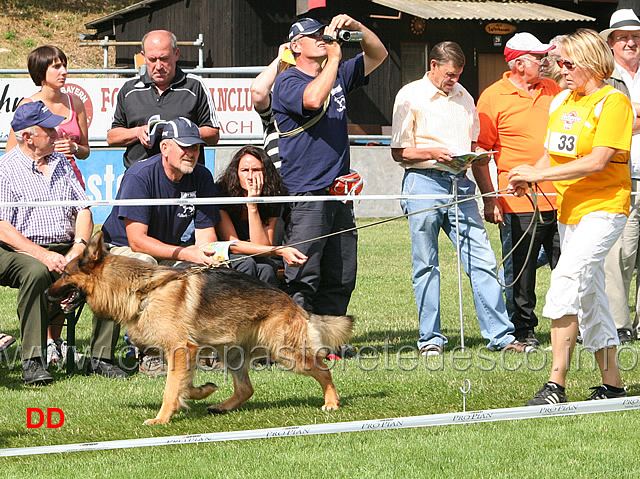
left=504, top=32, right=554, bottom=62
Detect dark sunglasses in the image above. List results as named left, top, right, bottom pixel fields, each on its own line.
left=557, top=60, right=576, bottom=71
left=303, top=30, right=324, bottom=40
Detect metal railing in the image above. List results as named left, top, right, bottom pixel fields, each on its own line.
left=78, top=34, right=206, bottom=69
left=0, top=66, right=265, bottom=76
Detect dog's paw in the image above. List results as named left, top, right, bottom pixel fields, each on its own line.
left=206, top=405, right=229, bottom=415
left=321, top=402, right=340, bottom=411
left=143, top=417, right=170, bottom=425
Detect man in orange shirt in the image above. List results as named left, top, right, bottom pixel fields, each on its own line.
left=474, top=32, right=561, bottom=347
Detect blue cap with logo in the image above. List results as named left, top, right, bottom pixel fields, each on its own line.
left=289, top=18, right=325, bottom=41
left=149, top=116, right=206, bottom=147
left=11, top=101, right=65, bottom=132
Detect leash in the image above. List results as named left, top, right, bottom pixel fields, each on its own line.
left=174, top=186, right=545, bottom=283
left=494, top=183, right=544, bottom=289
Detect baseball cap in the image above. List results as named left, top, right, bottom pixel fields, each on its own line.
left=11, top=101, right=65, bottom=132
left=503, top=32, right=555, bottom=63
left=288, top=18, right=325, bottom=41
left=149, top=117, right=206, bottom=147
left=600, top=9, right=640, bottom=41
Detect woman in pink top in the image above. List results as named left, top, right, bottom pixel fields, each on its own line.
left=5, top=45, right=89, bottom=188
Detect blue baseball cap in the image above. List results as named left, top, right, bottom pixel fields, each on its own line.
left=289, top=18, right=325, bottom=41
left=149, top=117, right=206, bottom=147
left=11, top=101, right=65, bottom=132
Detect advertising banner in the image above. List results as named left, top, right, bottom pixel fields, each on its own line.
left=0, top=77, right=260, bottom=141
left=0, top=77, right=256, bottom=222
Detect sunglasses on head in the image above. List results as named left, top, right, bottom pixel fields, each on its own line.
left=557, top=59, right=577, bottom=71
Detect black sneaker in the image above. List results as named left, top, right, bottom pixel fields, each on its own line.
left=86, top=358, right=128, bottom=379
left=586, top=385, right=627, bottom=400
left=335, top=344, right=358, bottom=359
left=526, top=382, right=567, bottom=406
left=22, top=359, right=54, bottom=386
left=617, top=329, right=633, bottom=344
left=516, top=331, right=541, bottom=349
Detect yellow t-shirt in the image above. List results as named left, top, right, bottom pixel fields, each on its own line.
left=546, top=85, right=633, bottom=224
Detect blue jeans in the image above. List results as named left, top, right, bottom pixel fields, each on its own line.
left=400, top=169, right=515, bottom=350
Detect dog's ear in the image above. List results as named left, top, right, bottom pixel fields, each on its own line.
left=87, top=231, right=108, bottom=264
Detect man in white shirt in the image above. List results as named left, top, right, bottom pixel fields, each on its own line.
left=390, top=41, right=532, bottom=356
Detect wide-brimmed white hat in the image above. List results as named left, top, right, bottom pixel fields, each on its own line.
left=600, top=9, right=640, bottom=41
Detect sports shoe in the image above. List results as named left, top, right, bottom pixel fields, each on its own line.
left=86, top=358, right=128, bottom=379
left=22, top=359, right=54, bottom=385
left=336, top=344, right=358, bottom=359
left=502, top=340, right=536, bottom=353
left=46, top=339, right=60, bottom=368
left=419, top=344, right=443, bottom=356
left=586, top=385, right=627, bottom=400
left=617, top=328, right=633, bottom=344
left=55, top=338, right=68, bottom=362
left=516, top=331, right=540, bottom=349
left=526, top=382, right=567, bottom=406
left=139, top=355, right=167, bottom=377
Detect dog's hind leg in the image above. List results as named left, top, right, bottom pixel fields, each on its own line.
left=297, top=355, right=340, bottom=411
left=207, top=348, right=254, bottom=414
left=143, top=345, right=195, bottom=425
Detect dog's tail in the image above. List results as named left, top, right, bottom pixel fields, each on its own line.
left=306, top=314, right=354, bottom=356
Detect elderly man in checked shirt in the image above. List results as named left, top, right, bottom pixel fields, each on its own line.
left=0, top=101, right=124, bottom=386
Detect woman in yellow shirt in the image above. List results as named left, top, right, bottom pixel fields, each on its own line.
left=509, top=29, right=634, bottom=405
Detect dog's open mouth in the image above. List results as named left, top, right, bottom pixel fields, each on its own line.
left=47, top=287, right=85, bottom=313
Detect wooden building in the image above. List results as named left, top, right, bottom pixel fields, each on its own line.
left=84, top=0, right=622, bottom=130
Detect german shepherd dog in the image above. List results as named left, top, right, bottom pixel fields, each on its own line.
left=46, top=232, right=353, bottom=425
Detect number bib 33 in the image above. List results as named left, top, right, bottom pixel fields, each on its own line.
left=546, top=104, right=591, bottom=158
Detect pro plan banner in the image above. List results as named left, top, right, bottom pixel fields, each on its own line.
left=0, top=77, right=260, bottom=142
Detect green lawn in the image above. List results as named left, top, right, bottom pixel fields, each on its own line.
left=1, top=218, right=639, bottom=477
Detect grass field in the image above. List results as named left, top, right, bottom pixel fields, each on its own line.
left=1, top=218, right=639, bottom=477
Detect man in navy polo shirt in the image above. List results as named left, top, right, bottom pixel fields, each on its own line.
left=272, top=15, right=387, bottom=318
left=101, top=117, right=221, bottom=266
left=101, top=117, right=221, bottom=376
left=107, top=29, right=220, bottom=168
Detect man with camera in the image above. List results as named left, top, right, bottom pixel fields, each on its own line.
left=272, top=15, right=387, bottom=321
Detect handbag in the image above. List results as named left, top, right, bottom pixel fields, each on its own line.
left=328, top=170, right=364, bottom=203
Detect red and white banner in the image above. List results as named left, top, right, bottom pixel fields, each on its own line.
left=0, top=77, right=260, bottom=142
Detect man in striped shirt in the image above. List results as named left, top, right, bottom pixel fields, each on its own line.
left=0, top=101, right=124, bottom=385
left=391, top=41, right=531, bottom=357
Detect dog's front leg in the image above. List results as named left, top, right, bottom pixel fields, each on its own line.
left=143, top=346, right=191, bottom=425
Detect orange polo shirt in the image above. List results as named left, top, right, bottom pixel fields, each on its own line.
left=477, top=72, right=561, bottom=213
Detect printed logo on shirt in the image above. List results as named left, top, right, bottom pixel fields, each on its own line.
left=560, top=111, right=582, bottom=131
left=331, top=85, right=346, bottom=112
left=178, top=191, right=196, bottom=218
left=62, top=84, right=94, bottom=128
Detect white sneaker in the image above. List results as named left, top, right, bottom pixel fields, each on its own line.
left=46, top=339, right=60, bottom=367
left=56, top=338, right=68, bottom=362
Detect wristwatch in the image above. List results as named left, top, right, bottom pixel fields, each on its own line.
left=74, top=238, right=87, bottom=246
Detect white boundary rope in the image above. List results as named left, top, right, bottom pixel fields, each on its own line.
left=0, top=192, right=557, bottom=209
left=1, top=397, right=638, bottom=457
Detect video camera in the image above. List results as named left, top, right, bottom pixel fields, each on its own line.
left=322, top=29, right=363, bottom=43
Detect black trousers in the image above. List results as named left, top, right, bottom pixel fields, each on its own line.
left=282, top=191, right=357, bottom=316
left=501, top=210, right=560, bottom=335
